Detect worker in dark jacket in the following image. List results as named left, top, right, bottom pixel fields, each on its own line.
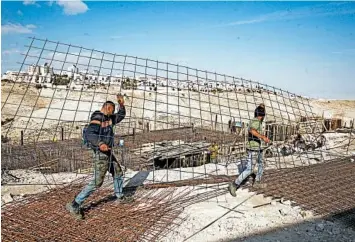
left=66, top=94, right=130, bottom=219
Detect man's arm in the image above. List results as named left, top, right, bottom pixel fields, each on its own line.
left=112, top=94, right=126, bottom=125
left=112, top=105, right=126, bottom=125
left=249, top=128, right=270, bottom=143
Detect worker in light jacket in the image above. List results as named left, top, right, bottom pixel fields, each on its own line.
left=228, top=104, right=270, bottom=197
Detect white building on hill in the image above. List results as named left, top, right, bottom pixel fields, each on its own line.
left=2, top=63, right=252, bottom=92
left=2, top=63, right=54, bottom=83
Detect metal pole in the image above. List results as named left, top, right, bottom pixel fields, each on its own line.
left=347, top=119, right=354, bottom=155
left=21, top=131, right=24, bottom=146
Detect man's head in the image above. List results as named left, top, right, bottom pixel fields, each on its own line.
left=101, top=101, right=115, bottom=116
left=254, top=105, right=266, bottom=121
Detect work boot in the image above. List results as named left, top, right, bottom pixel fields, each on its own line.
left=66, top=200, right=83, bottom=220
left=115, top=195, right=135, bottom=204
left=228, top=182, right=239, bottom=197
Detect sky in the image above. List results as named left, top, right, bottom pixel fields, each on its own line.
left=1, top=1, right=355, bottom=99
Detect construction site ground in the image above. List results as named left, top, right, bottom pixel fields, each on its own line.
left=2, top=156, right=355, bottom=242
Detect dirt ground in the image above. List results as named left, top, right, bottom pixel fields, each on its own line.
left=310, top=99, right=355, bottom=121
left=1, top=82, right=50, bottom=121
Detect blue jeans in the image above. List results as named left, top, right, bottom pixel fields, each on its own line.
left=75, top=150, right=124, bottom=205
left=235, top=149, right=263, bottom=186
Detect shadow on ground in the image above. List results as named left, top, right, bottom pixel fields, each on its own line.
left=220, top=208, right=355, bottom=242
left=82, top=170, right=150, bottom=212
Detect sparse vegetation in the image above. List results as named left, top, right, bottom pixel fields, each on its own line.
left=53, top=78, right=70, bottom=86
left=122, top=77, right=138, bottom=90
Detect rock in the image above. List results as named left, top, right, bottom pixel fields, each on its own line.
left=325, top=221, right=334, bottom=226
left=279, top=209, right=288, bottom=216
left=1, top=193, right=13, bottom=204
left=300, top=210, right=313, bottom=218
left=331, top=227, right=341, bottom=235
left=226, top=223, right=234, bottom=231
left=271, top=200, right=278, bottom=206
left=281, top=198, right=291, bottom=206
left=292, top=206, right=302, bottom=213
left=315, top=223, right=325, bottom=232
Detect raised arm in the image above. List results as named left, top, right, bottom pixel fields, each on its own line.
left=112, top=105, right=126, bottom=125
left=111, top=94, right=126, bottom=125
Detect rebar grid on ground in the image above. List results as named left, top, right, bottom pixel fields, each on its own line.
left=2, top=157, right=354, bottom=241
left=1, top=181, right=226, bottom=242
left=146, top=157, right=355, bottom=228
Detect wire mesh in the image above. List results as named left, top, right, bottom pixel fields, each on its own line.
left=1, top=36, right=355, bottom=241
left=2, top=37, right=352, bottom=179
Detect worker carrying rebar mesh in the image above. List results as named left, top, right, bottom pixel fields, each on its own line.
left=66, top=94, right=132, bottom=219
left=228, top=104, right=270, bottom=197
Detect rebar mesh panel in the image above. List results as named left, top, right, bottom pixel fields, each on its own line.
left=2, top=37, right=353, bottom=185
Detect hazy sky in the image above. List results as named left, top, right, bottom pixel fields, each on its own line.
left=1, top=1, right=355, bottom=99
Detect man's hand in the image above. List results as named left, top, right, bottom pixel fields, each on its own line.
left=99, top=143, right=110, bottom=152
left=262, top=136, right=270, bottom=144
left=117, top=94, right=124, bottom=106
